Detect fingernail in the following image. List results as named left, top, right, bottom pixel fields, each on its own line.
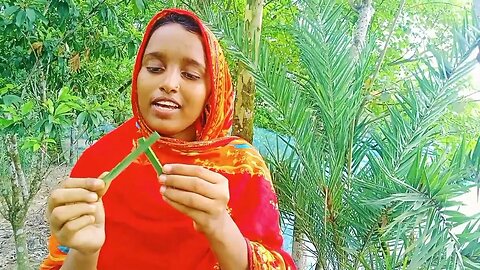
left=163, top=164, right=171, bottom=173
left=160, top=185, right=166, bottom=194
left=159, top=174, right=166, bottom=183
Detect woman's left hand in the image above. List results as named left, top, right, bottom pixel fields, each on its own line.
left=159, top=163, right=231, bottom=239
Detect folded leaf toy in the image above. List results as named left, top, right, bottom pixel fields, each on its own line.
left=102, top=132, right=162, bottom=184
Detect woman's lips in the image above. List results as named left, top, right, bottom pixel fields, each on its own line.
left=151, top=103, right=180, bottom=118
left=150, top=97, right=182, bottom=118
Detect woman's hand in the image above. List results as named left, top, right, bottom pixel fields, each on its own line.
left=159, top=164, right=249, bottom=270
left=159, top=164, right=230, bottom=238
left=47, top=173, right=109, bottom=255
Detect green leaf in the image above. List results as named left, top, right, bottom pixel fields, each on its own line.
left=0, top=118, right=14, bottom=128
left=134, top=0, right=145, bottom=13
left=4, top=5, right=19, bottom=17
left=0, top=84, right=15, bottom=96
left=45, top=138, right=56, bottom=144
left=35, top=10, right=48, bottom=24
left=58, top=86, right=70, bottom=101
left=456, top=231, right=480, bottom=242
left=26, top=8, right=36, bottom=24
left=15, top=10, right=26, bottom=27
left=46, top=99, right=54, bottom=115
left=464, top=256, right=480, bottom=269
left=139, top=137, right=163, bottom=175
left=33, top=143, right=41, bottom=152
left=45, top=121, right=53, bottom=134
left=21, top=100, right=34, bottom=115
left=57, top=2, right=69, bottom=21
left=102, top=132, right=161, bottom=184
left=76, top=111, right=87, bottom=126
left=55, top=103, right=72, bottom=116
left=3, top=94, right=22, bottom=106
left=127, top=41, right=136, bottom=57
left=444, top=210, right=471, bottom=225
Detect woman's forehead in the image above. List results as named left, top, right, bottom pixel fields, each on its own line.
left=143, top=24, right=206, bottom=66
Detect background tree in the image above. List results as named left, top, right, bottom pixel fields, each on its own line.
left=231, top=0, right=264, bottom=143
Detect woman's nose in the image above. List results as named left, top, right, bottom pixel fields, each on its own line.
left=159, top=70, right=180, bottom=93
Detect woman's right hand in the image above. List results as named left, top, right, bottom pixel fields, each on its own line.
left=47, top=174, right=109, bottom=255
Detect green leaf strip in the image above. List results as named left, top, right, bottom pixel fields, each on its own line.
left=102, top=132, right=160, bottom=184
left=138, top=137, right=163, bottom=175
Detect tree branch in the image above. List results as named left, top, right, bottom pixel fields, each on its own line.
left=352, top=0, right=375, bottom=56
left=117, top=78, right=132, bottom=93
left=387, top=50, right=430, bottom=66
left=370, top=0, right=406, bottom=86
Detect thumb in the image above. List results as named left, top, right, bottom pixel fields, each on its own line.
left=97, top=171, right=111, bottom=198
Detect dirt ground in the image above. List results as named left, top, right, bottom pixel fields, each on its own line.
left=0, top=166, right=71, bottom=270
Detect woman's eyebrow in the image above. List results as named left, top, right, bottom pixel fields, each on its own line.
left=184, top=58, right=206, bottom=71
left=143, top=52, right=165, bottom=63
left=142, top=52, right=205, bottom=71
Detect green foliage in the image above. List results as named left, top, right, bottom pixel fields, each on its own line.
left=194, top=0, right=480, bottom=268
left=0, top=0, right=155, bottom=135
left=0, top=1, right=167, bottom=267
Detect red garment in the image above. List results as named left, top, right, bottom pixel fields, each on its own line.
left=41, top=8, right=296, bottom=270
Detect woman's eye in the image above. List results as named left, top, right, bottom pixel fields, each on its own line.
left=146, top=67, right=164, bottom=73
left=182, top=72, right=200, bottom=80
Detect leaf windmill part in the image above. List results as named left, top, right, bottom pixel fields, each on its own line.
left=102, top=132, right=161, bottom=184
left=138, top=137, right=163, bottom=175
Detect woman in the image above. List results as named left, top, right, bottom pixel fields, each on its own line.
left=41, top=8, right=296, bottom=270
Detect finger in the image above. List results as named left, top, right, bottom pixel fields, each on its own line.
left=50, top=203, right=96, bottom=233
left=162, top=187, right=214, bottom=214
left=162, top=195, right=204, bottom=222
left=57, top=215, right=95, bottom=243
left=48, top=189, right=98, bottom=214
left=163, top=164, right=220, bottom=184
left=61, top=177, right=105, bottom=191
left=159, top=174, right=216, bottom=199
left=97, top=171, right=111, bottom=197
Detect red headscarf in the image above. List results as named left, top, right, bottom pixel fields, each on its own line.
left=41, top=9, right=296, bottom=270
left=132, top=8, right=234, bottom=142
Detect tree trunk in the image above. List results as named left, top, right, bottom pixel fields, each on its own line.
left=69, top=126, right=75, bottom=165
left=6, top=134, right=29, bottom=202
left=232, top=0, right=264, bottom=143
left=351, top=0, right=374, bottom=57
left=55, top=131, right=64, bottom=164
left=12, top=218, right=30, bottom=270
left=6, top=134, right=31, bottom=269
left=292, top=223, right=307, bottom=269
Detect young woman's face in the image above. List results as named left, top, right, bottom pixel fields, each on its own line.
left=137, top=23, right=209, bottom=141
